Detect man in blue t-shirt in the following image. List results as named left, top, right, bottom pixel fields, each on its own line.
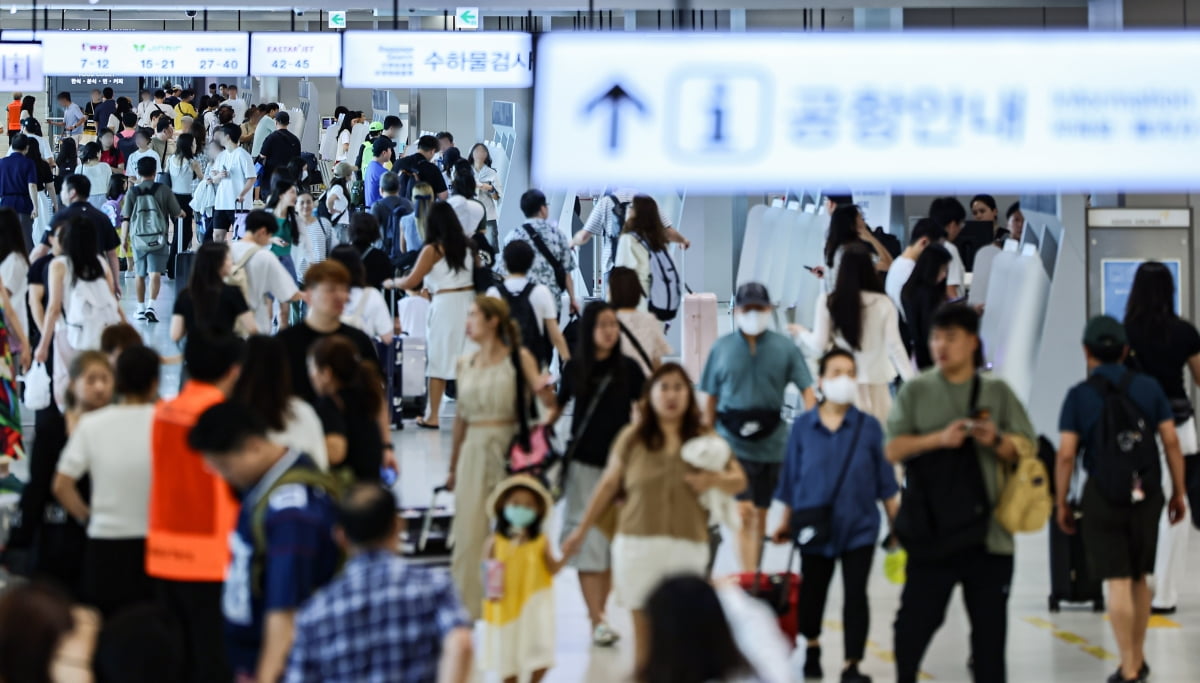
left=188, top=402, right=340, bottom=683
left=364, top=137, right=393, bottom=208
left=700, top=282, right=816, bottom=572
left=1056, top=316, right=1188, bottom=683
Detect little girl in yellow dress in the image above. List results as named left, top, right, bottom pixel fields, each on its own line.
left=481, top=474, right=564, bottom=683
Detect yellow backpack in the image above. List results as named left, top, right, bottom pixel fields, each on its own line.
left=994, top=435, right=1053, bottom=534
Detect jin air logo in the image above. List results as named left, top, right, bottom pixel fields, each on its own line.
left=133, top=44, right=146, bottom=52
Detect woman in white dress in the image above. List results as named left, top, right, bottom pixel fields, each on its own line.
left=469, top=143, right=502, bottom=248
left=614, top=195, right=670, bottom=313
left=794, top=244, right=913, bottom=423
left=391, top=202, right=477, bottom=429
left=78, top=143, right=113, bottom=211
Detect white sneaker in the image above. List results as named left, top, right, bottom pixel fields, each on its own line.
left=592, top=623, right=620, bottom=647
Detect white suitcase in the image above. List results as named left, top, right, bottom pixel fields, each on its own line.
left=681, top=293, right=719, bottom=384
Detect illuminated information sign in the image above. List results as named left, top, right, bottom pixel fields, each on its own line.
left=2, top=31, right=248, bottom=77
left=534, top=32, right=1200, bottom=192
left=341, top=31, right=531, bottom=89
left=250, top=32, right=341, bottom=77
left=0, top=42, right=43, bottom=91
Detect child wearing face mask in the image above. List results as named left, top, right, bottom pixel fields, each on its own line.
left=481, top=474, right=565, bottom=683
left=771, top=348, right=900, bottom=683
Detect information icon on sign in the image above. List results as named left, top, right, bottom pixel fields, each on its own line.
left=667, top=68, right=770, bottom=160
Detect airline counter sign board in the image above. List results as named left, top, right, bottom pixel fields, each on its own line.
left=1, top=30, right=248, bottom=77
left=533, top=31, right=1200, bottom=192
left=0, top=42, right=43, bottom=92
left=341, top=31, right=531, bottom=89
left=251, top=33, right=342, bottom=77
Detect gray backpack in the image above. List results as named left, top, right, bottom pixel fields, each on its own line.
left=129, top=183, right=169, bottom=252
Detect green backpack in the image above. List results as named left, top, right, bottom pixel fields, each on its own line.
left=248, top=466, right=344, bottom=598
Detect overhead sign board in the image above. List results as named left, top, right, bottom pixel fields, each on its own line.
left=250, top=32, right=341, bottom=77
left=2, top=30, right=247, bottom=77
left=1088, top=208, right=1191, bottom=228
left=0, top=42, right=43, bottom=92
left=457, top=7, right=480, bottom=30
left=341, top=31, right=531, bottom=89
left=534, top=32, right=1200, bottom=192
left=328, top=11, right=347, bottom=29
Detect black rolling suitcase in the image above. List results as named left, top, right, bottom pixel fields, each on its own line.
left=172, top=217, right=194, bottom=285
left=1048, top=503, right=1105, bottom=612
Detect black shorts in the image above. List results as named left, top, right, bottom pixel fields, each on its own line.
left=1080, top=479, right=1163, bottom=580
left=212, top=209, right=235, bottom=236
left=736, top=458, right=781, bottom=509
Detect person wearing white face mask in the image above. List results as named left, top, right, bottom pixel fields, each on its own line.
left=701, top=282, right=817, bottom=573
left=770, top=349, right=900, bottom=683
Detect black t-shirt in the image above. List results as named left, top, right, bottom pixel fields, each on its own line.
left=28, top=253, right=51, bottom=307
left=276, top=322, right=380, bottom=404
left=557, top=354, right=646, bottom=467
left=360, top=246, right=392, bottom=291
left=259, top=129, right=301, bottom=176
left=1127, top=317, right=1200, bottom=403
left=173, top=284, right=250, bottom=338
left=398, top=153, right=447, bottom=196
left=316, top=389, right=384, bottom=483
left=46, top=202, right=120, bottom=254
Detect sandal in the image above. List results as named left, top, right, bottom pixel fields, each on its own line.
left=415, top=418, right=440, bottom=430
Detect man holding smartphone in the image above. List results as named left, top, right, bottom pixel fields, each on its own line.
left=207, top=123, right=256, bottom=243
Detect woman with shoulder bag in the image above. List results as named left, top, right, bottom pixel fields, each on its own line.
left=563, top=363, right=746, bottom=668
left=444, top=295, right=554, bottom=620
left=547, top=300, right=646, bottom=647
left=770, top=349, right=899, bottom=683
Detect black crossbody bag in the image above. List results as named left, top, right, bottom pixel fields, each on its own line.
left=789, top=415, right=865, bottom=549
left=522, top=223, right=568, bottom=292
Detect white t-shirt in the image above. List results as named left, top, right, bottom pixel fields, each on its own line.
left=56, top=404, right=155, bottom=539
left=885, top=255, right=916, bottom=316
left=336, top=129, right=351, bottom=162
left=1, top=251, right=28, bottom=340
left=268, top=398, right=329, bottom=471
left=615, top=233, right=651, bottom=312
left=165, top=155, right=196, bottom=192
left=81, top=162, right=113, bottom=207
left=211, top=147, right=255, bottom=211
left=945, top=241, right=966, bottom=288
left=447, top=194, right=485, bottom=236
left=487, top=276, right=557, bottom=335
left=397, top=295, right=430, bottom=338
left=228, top=240, right=300, bottom=332
left=7, top=133, right=53, bottom=161
left=616, top=309, right=672, bottom=377
left=343, top=287, right=393, bottom=339
left=125, top=148, right=160, bottom=179
left=326, top=184, right=349, bottom=224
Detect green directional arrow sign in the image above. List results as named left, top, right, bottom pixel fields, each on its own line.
left=328, top=10, right=347, bottom=29
left=457, top=7, right=480, bottom=29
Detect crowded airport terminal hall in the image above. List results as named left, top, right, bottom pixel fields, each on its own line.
left=0, top=1, right=1199, bottom=681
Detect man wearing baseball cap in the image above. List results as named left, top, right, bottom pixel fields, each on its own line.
left=358, top=120, right=387, bottom=173
left=700, top=282, right=815, bottom=573
left=1055, top=315, right=1187, bottom=683
left=364, top=137, right=395, bottom=208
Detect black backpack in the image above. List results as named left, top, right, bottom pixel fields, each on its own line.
left=894, top=375, right=991, bottom=560
left=1084, top=372, right=1162, bottom=505
left=605, top=193, right=630, bottom=268
left=500, top=282, right=552, bottom=369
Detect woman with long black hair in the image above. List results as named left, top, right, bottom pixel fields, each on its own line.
left=54, top=137, right=78, bottom=196
left=796, top=244, right=913, bottom=422
left=820, top=204, right=893, bottom=294
left=1125, top=261, right=1200, bottom=615
left=170, top=242, right=255, bottom=343
left=391, top=202, right=476, bottom=429
left=900, top=243, right=952, bottom=371
left=549, top=301, right=645, bottom=646
left=166, top=133, right=204, bottom=256
left=470, top=142, right=502, bottom=247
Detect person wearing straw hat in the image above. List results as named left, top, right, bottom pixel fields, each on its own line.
left=480, top=474, right=563, bottom=683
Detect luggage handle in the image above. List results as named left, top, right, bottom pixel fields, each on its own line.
left=418, top=485, right=453, bottom=553
left=750, top=536, right=800, bottom=613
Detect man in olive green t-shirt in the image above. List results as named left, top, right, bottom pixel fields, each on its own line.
left=885, top=304, right=1034, bottom=683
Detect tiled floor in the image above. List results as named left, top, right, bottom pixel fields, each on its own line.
left=21, top=276, right=1200, bottom=683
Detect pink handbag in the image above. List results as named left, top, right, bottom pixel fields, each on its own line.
left=508, top=423, right=557, bottom=475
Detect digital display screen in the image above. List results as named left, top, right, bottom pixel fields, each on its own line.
left=250, top=32, right=341, bottom=77
left=2, top=30, right=248, bottom=77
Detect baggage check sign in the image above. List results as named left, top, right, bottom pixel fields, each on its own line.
left=533, top=32, right=1200, bottom=192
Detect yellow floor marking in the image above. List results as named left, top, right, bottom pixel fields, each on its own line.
left=1101, top=614, right=1181, bottom=629
left=1023, top=616, right=1118, bottom=661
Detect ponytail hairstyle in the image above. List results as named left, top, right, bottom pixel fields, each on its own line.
left=410, top=182, right=435, bottom=243
left=474, top=295, right=533, bottom=448
left=65, top=350, right=113, bottom=413
left=307, top=335, right=383, bottom=417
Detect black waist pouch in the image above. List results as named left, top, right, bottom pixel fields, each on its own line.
left=718, top=408, right=783, bottom=442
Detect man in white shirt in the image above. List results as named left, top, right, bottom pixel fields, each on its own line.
left=251, top=103, right=278, bottom=159
left=487, top=240, right=570, bottom=366
left=124, top=129, right=160, bottom=181
left=57, top=92, right=86, bottom=142
left=226, top=85, right=247, bottom=124
left=570, top=188, right=688, bottom=275
left=885, top=218, right=943, bottom=317
left=135, top=90, right=155, bottom=128
left=208, top=123, right=256, bottom=243
left=228, top=210, right=306, bottom=333
left=929, top=197, right=968, bottom=298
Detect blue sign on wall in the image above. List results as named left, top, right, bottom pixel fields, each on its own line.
left=1101, top=258, right=1180, bottom=321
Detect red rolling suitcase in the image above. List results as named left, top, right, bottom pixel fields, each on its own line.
left=735, top=539, right=801, bottom=647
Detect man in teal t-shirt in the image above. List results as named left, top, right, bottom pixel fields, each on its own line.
left=700, top=282, right=815, bottom=572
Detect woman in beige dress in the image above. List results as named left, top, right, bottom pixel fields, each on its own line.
left=446, top=295, right=553, bottom=620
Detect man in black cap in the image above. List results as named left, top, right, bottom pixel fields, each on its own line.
left=699, top=281, right=815, bottom=573
left=1055, top=315, right=1187, bottom=683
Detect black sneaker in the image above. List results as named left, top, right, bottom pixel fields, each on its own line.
left=1107, top=668, right=1144, bottom=683
left=1150, top=605, right=1176, bottom=615
left=145, top=308, right=158, bottom=323
left=1141, top=662, right=1151, bottom=680
left=804, top=646, right=823, bottom=680
left=841, top=663, right=872, bottom=683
